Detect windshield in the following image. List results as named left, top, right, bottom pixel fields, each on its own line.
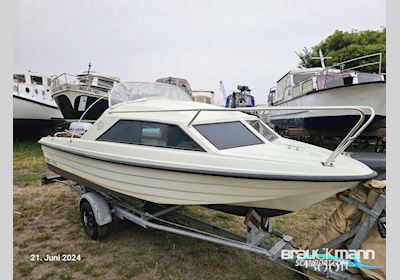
left=246, top=120, right=278, bottom=142
left=194, top=121, right=264, bottom=150
left=109, top=82, right=192, bottom=107
left=357, top=74, right=383, bottom=83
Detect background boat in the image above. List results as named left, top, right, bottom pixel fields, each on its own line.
left=13, top=71, right=64, bottom=139
left=225, top=85, right=255, bottom=108
left=51, top=66, right=120, bottom=122
left=266, top=53, right=386, bottom=137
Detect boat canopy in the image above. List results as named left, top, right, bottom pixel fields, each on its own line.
left=109, top=82, right=193, bottom=107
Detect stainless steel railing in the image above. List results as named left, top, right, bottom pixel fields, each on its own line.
left=50, top=73, right=116, bottom=92
left=329, top=52, right=383, bottom=74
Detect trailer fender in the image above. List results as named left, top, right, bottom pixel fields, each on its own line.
left=79, top=192, right=112, bottom=226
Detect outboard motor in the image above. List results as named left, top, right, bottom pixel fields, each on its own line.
left=68, top=122, right=93, bottom=135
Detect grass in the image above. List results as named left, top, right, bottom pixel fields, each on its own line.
left=13, top=141, right=340, bottom=280
left=13, top=140, right=47, bottom=186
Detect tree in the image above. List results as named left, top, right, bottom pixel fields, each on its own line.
left=296, top=28, right=386, bottom=73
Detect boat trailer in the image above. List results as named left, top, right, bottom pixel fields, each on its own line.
left=42, top=175, right=386, bottom=280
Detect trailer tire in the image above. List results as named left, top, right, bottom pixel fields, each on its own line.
left=80, top=200, right=108, bottom=240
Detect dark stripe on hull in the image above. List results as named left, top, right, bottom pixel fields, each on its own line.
left=205, top=205, right=291, bottom=218
left=54, top=94, right=108, bottom=121
left=270, top=115, right=386, bottom=136
left=13, top=119, right=65, bottom=140
left=48, top=164, right=291, bottom=218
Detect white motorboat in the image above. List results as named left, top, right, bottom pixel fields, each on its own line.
left=267, top=53, right=386, bottom=135
left=39, top=82, right=376, bottom=218
left=51, top=67, right=120, bottom=122
left=13, top=72, right=64, bottom=139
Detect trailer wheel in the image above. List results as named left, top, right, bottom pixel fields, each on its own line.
left=80, top=200, right=108, bottom=240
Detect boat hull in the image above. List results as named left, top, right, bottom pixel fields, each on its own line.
left=53, top=89, right=108, bottom=122
left=269, top=82, right=386, bottom=135
left=13, top=95, right=64, bottom=139
left=41, top=144, right=360, bottom=215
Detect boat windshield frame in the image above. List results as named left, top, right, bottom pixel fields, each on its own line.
left=246, top=119, right=279, bottom=142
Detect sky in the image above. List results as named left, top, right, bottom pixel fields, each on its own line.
left=13, top=0, right=386, bottom=104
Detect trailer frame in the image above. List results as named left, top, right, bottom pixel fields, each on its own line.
left=42, top=174, right=385, bottom=280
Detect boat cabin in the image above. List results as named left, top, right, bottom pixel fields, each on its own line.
left=268, top=68, right=385, bottom=106
left=76, top=72, right=120, bottom=92
left=192, top=90, right=214, bottom=104
left=51, top=71, right=120, bottom=96
left=13, top=72, right=55, bottom=104
left=13, top=73, right=52, bottom=87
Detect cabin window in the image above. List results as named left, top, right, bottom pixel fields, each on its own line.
left=276, top=78, right=286, bottom=99
left=97, top=79, right=114, bottom=89
left=285, top=76, right=292, bottom=96
left=31, top=76, right=43, bottom=85
left=325, top=75, right=344, bottom=88
left=79, top=76, right=93, bottom=85
left=194, top=121, right=264, bottom=150
left=275, top=75, right=292, bottom=101
left=293, top=73, right=315, bottom=85
left=246, top=120, right=278, bottom=142
left=13, top=74, right=25, bottom=83
left=302, top=79, right=314, bottom=93
left=357, top=74, right=383, bottom=83
left=97, top=120, right=204, bottom=151
left=292, top=85, right=302, bottom=97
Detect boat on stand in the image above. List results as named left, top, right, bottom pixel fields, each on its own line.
left=51, top=64, right=120, bottom=122
left=265, top=52, right=386, bottom=137
left=13, top=71, right=64, bottom=139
